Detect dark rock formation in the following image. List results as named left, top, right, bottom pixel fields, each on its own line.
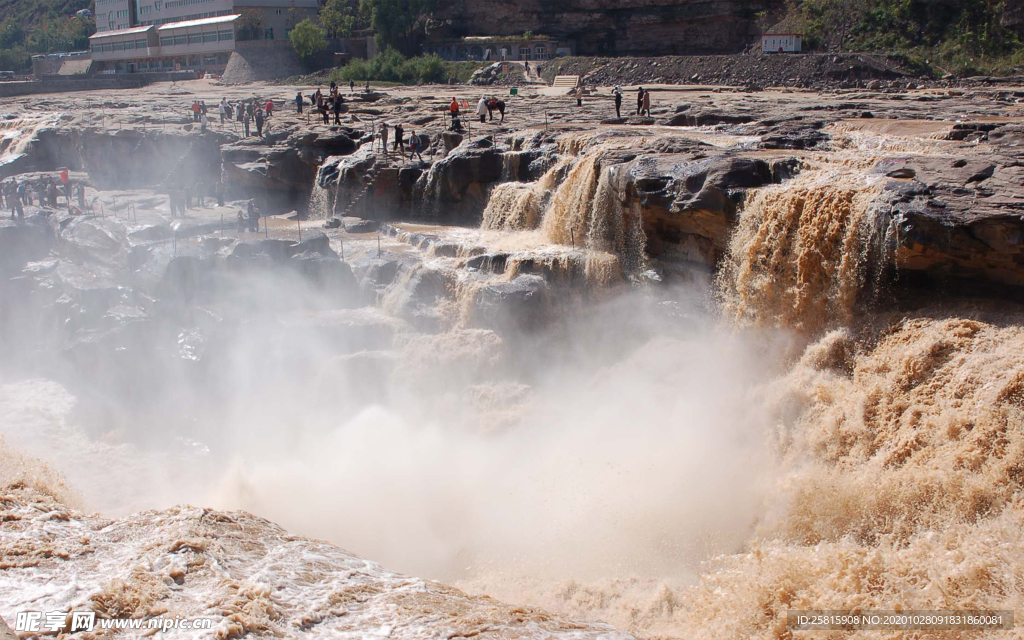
left=622, top=153, right=790, bottom=265
left=870, top=154, right=1024, bottom=289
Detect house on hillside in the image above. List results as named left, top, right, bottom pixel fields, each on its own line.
left=761, top=33, right=802, bottom=53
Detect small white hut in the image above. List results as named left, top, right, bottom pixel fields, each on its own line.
left=762, top=34, right=802, bottom=53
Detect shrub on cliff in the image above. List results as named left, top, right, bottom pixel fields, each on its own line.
left=332, top=48, right=471, bottom=84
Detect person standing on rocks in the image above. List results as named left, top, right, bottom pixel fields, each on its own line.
left=393, top=123, right=404, bottom=154
left=12, top=182, right=23, bottom=218
left=575, top=83, right=583, bottom=107
left=47, top=180, right=58, bottom=208
left=219, top=98, right=229, bottom=125
left=254, top=106, right=265, bottom=137
left=200, top=111, right=209, bottom=133
left=477, top=95, right=488, bottom=123
left=247, top=200, right=259, bottom=232
left=636, top=86, right=644, bottom=115
left=296, top=91, right=304, bottom=114
left=379, top=122, right=389, bottom=157
left=613, top=86, right=622, bottom=119
left=450, top=97, right=460, bottom=118
left=350, top=79, right=355, bottom=93
left=641, top=89, right=651, bottom=117
left=333, top=94, right=344, bottom=125
left=408, top=130, right=423, bottom=162
left=243, top=107, right=252, bottom=137
left=265, top=99, right=274, bottom=119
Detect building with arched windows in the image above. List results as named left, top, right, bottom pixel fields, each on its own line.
left=425, top=35, right=573, bottom=62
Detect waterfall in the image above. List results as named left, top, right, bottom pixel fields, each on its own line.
left=718, top=169, right=881, bottom=331
left=307, top=182, right=335, bottom=220
left=481, top=183, right=543, bottom=231
left=540, top=152, right=647, bottom=276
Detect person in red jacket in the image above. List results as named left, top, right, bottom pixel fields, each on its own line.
left=264, top=99, right=274, bottom=118
left=191, top=101, right=200, bottom=122
left=449, top=97, right=459, bottom=117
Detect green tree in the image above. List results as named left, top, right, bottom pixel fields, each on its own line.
left=321, top=0, right=361, bottom=38
left=359, top=0, right=435, bottom=55
left=0, top=18, right=24, bottom=49
left=290, top=18, right=327, bottom=61
left=236, top=8, right=264, bottom=41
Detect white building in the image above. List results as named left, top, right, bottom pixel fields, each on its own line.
left=761, top=33, right=802, bottom=53
left=89, top=0, right=319, bottom=74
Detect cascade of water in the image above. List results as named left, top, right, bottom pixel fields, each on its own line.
left=0, top=114, right=61, bottom=168
left=307, top=182, right=335, bottom=219
left=718, top=169, right=881, bottom=331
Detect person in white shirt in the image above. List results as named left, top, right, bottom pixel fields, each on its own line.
left=477, top=96, right=488, bottom=123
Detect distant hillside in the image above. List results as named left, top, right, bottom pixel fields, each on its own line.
left=0, top=0, right=91, bottom=31
left=768, top=0, right=1024, bottom=76
left=427, top=0, right=1024, bottom=74
left=0, top=0, right=94, bottom=71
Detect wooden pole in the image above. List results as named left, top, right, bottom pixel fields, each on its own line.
left=339, top=237, right=344, bottom=261
left=264, top=214, right=268, bottom=238
left=377, top=232, right=381, bottom=257
left=297, top=217, right=301, bottom=242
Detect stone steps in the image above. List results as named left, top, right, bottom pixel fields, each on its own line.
left=552, top=75, right=580, bottom=89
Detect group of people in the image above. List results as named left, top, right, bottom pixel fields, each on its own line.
left=191, top=97, right=275, bottom=137
left=2, top=176, right=81, bottom=218
left=445, top=95, right=506, bottom=130
left=301, top=83, right=347, bottom=125
left=167, top=179, right=225, bottom=217
left=236, top=200, right=260, bottom=232
left=236, top=97, right=274, bottom=137
left=378, top=122, right=425, bottom=161
left=573, top=85, right=650, bottom=118
left=633, top=86, right=652, bottom=117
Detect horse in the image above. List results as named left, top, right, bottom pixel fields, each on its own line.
left=486, top=98, right=505, bottom=123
